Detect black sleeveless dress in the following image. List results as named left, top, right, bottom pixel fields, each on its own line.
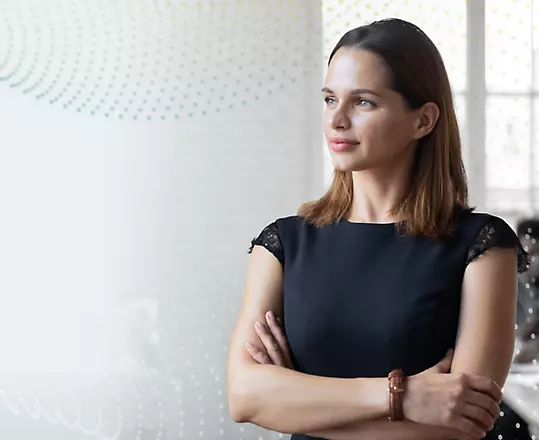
left=249, top=211, right=530, bottom=440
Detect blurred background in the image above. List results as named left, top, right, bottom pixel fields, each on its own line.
left=0, top=0, right=537, bottom=439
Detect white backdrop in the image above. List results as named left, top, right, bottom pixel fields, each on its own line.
left=0, top=0, right=322, bottom=439
left=1, top=0, right=537, bottom=439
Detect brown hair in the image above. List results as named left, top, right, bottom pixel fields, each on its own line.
left=298, top=18, right=470, bottom=238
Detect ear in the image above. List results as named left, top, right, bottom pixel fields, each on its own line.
left=412, top=102, right=440, bottom=140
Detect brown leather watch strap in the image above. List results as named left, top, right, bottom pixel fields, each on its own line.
left=388, top=369, right=405, bottom=421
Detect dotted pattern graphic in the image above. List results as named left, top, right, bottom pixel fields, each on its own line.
left=0, top=282, right=274, bottom=439
left=0, top=0, right=320, bottom=121
left=0, top=2, right=322, bottom=439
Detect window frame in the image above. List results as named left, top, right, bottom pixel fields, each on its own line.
left=466, top=0, right=538, bottom=221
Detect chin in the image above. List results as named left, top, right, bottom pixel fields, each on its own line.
left=331, top=158, right=370, bottom=172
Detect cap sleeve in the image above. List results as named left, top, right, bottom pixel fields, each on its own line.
left=248, top=221, right=284, bottom=266
left=466, top=216, right=530, bottom=273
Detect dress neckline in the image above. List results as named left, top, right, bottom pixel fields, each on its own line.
left=340, top=218, right=397, bottom=226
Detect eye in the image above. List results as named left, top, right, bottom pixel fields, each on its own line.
left=356, top=98, right=375, bottom=109
left=324, top=96, right=337, bottom=105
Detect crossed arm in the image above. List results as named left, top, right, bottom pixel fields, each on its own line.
left=227, top=245, right=518, bottom=439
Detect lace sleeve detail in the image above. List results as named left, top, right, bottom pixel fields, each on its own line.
left=248, top=221, right=284, bottom=266
left=466, top=217, right=530, bottom=273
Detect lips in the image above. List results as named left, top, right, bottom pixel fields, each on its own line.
left=328, top=137, right=359, bottom=153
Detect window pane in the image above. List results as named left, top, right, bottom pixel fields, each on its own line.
left=486, top=0, right=533, bottom=92
left=486, top=96, right=531, bottom=192
left=453, top=93, right=467, bottom=167
left=486, top=189, right=534, bottom=213
left=534, top=0, right=539, bottom=91
left=322, top=1, right=467, bottom=93
left=454, top=93, right=466, bottom=135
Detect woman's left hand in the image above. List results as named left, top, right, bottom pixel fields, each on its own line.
left=245, top=311, right=294, bottom=369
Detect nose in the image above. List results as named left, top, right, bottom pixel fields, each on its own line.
left=330, top=105, right=351, bottom=131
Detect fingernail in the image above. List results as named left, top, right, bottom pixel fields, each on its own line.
left=245, top=341, right=252, bottom=349
left=255, top=321, right=262, bottom=330
left=266, top=311, right=274, bottom=320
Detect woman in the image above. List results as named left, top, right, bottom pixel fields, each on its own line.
left=227, top=18, right=530, bottom=440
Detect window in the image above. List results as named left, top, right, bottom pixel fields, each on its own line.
left=322, top=0, right=539, bottom=225
left=484, top=0, right=539, bottom=224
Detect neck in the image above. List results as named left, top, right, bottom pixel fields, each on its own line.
left=348, top=160, right=412, bottom=223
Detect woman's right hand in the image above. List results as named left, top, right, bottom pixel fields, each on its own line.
left=403, top=350, right=501, bottom=439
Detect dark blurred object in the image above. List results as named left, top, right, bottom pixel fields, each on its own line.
left=514, top=339, right=539, bottom=364
left=516, top=318, right=539, bottom=341
left=493, top=219, right=539, bottom=440
left=514, top=218, right=539, bottom=363
left=516, top=218, right=539, bottom=333
left=489, top=401, right=533, bottom=440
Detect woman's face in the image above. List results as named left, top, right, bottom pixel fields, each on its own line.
left=323, top=47, right=425, bottom=172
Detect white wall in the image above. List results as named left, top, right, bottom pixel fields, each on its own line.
left=0, top=1, right=323, bottom=439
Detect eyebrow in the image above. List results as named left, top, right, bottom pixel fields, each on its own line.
left=321, top=87, right=381, bottom=97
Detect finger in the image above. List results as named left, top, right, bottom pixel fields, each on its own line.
left=453, top=416, right=486, bottom=439
left=265, top=312, right=293, bottom=367
left=460, top=402, right=495, bottom=432
left=466, top=389, right=500, bottom=420
left=467, top=376, right=502, bottom=403
left=245, top=341, right=272, bottom=364
left=265, top=313, right=293, bottom=366
left=427, top=348, right=454, bottom=374
left=275, top=317, right=295, bottom=369
left=255, top=321, right=287, bottom=366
